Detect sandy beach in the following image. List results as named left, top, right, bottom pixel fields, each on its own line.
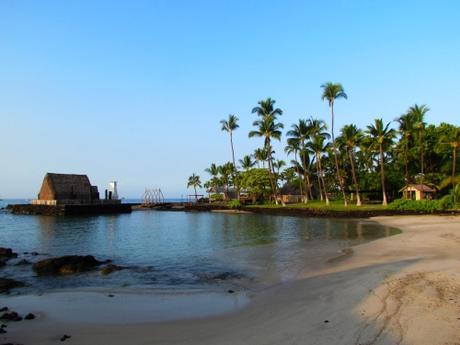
left=4, top=215, right=460, bottom=345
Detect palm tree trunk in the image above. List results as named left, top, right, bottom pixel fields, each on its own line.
left=380, top=145, right=388, bottom=206
left=420, top=131, right=424, bottom=175
left=318, top=156, right=329, bottom=205
left=315, top=153, right=323, bottom=201
left=230, top=132, right=240, bottom=200
left=300, top=145, right=309, bottom=203
left=349, top=149, right=361, bottom=206
left=194, top=186, right=198, bottom=202
left=295, top=151, right=304, bottom=201
left=266, top=143, right=278, bottom=204
left=453, top=145, right=458, bottom=186
left=331, top=103, right=348, bottom=206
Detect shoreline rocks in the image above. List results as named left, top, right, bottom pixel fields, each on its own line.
left=0, top=278, right=24, bottom=293
left=32, top=255, right=105, bottom=276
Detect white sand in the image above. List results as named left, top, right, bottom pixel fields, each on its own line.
left=4, top=215, right=460, bottom=345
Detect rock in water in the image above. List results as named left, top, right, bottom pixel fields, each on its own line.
left=24, top=313, right=35, bottom=320
left=32, top=255, right=104, bottom=276
left=100, top=264, right=125, bottom=275
left=0, top=248, right=18, bottom=259
left=0, top=311, right=22, bottom=322
left=0, top=278, right=24, bottom=293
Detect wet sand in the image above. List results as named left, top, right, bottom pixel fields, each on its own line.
left=4, top=215, right=460, bottom=345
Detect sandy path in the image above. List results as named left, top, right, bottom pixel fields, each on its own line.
left=4, top=215, right=460, bottom=345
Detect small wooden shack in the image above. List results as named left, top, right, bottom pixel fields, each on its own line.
left=400, top=184, right=435, bottom=201
left=33, top=173, right=100, bottom=205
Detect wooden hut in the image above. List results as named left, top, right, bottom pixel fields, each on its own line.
left=400, top=184, right=435, bottom=201
left=32, top=173, right=100, bottom=205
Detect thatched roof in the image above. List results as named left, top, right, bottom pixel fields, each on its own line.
left=399, top=184, right=436, bottom=193
left=38, top=173, right=99, bottom=201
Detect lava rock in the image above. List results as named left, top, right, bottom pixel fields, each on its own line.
left=227, top=289, right=235, bottom=294
left=24, top=313, right=35, bottom=320
left=0, top=328, right=6, bottom=334
left=0, top=278, right=24, bottom=293
left=0, top=248, right=17, bottom=259
left=60, top=334, right=71, bottom=342
left=32, top=255, right=104, bottom=276
left=0, top=312, right=22, bottom=322
left=198, top=271, right=245, bottom=282
left=30, top=252, right=39, bottom=256
left=100, top=264, right=125, bottom=275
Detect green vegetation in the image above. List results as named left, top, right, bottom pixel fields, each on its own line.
left=227, top=200, right=241, bottom=209
left=188, top=83, right=460, bottom=211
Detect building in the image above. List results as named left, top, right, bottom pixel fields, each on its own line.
left=400, top=184, right=435, bottom=201
left=32, top=173, right=119, bottom=205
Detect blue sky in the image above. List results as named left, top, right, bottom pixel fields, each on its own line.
left=1, top=0, right=459, bottom=198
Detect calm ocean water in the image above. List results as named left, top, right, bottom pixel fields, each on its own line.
left=0, top=199, right=397, bottom=294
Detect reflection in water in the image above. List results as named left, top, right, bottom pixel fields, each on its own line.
left=0, top=211, right=398, bottom=292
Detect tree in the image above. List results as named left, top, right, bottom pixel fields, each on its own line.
left=239, top=155, right=256, bottom=171
left=440, top=126, right=460, bottom=186
left=366, top=119, right=396, bottom=205
left=307, top=133, right=330, bottom=205
left=396, top=112, right=416, bottom=184
left=204, top=163, right=220, bottom=192
left=218, top=162, right=235, bottom=200
left=239, top=168, right=272, bottom=203
left=250, top=98, right=284, bottom=203
left=285, top=137, right=304, bottom=199
left=187, top=174, right=202, bottom=202
left=220, top=114, right=239, bottom=174
left=321, top=82, right=348, bottom=205
left=407, top=104, right=429, bottom=175
left=338, top=124, right=363, bottom=206
left=287, top=119, right=313, bottom=202
left=254, top=148, right=268, bottom=168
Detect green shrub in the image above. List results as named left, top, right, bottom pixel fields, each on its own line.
left=388, top=199, right=444, bottom=212
left=227, top=200, right=241, bottom=209
left=210, top=193, right=224, bottom=201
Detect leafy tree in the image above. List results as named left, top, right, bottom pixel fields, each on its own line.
left=239, top=155, right=256, bottom=171
left=239, top=168, right=272, bottom=203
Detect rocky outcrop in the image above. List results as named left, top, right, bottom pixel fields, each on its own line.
left=0, top=278, right=24, bottom=293
left=0, top=248, right=18, bottom=259
left=32, top=255, right=104, bottom=276
left=100, top=264, right=125, bottom=275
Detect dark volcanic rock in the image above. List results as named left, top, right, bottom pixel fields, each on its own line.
left=32, top=255, right=104, bottom=276
left=0, top=278, right=24, bottom=293
left=24, top=313, right=35, bottom=320
left=60, top=334, right=71, bottom=342
left=100, top=264, right=125, bottom=275
left=198, top=271, right=246, bottom=282
left=0, top=248, right=17, bottom=259
left=0, top=311, right=22, bottom=322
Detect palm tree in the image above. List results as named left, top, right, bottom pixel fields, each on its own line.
left=396, top=112, right=416, bottom=185
left=220, top=114, right=239, bottom=172
left=287, top=119, right=313, bottom=202
left=239, top=155, right=256, bottom=171
left=273, top=159, right=286, bottom=176
left=253, top=148, right=268, bottom=168
left=321, top=82, right=348, bottom=206
left=366, top=119, right=396, bottom=206
left=338, top=124, right=363, bottom=206
left=440, top=127, right=460, bottom=186
left=218, top=162, right=235, bottom=200
left=250, top=98, right=284, bottom=203
left=307, top=133, right=330, bottom=205
left=204, top=163, right=220, bottom=193
left=187, top=174, right=202, bottom=202
left=285, top=138, right=304, bottom=200
left=407, top=104, right=429, bottom=175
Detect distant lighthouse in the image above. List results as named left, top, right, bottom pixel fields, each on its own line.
left=108, top=181, right=119, bottom=200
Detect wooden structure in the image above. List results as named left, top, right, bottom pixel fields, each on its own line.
left=143, top=188, right=165, bottom=206
left=400, top=184, right=435, bottom=201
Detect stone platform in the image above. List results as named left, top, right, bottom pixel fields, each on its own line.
left=9, top=203, right=132, bottom=216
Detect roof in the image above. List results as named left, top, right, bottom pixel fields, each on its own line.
left=38, top=173, right=97, bottom=200
left=399, top=184, right=436, bottom=193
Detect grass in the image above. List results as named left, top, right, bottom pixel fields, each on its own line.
left=246, top=200, right=386, bottom=212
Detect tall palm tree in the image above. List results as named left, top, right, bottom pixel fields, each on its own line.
left=239, top=155, right=256, bottom=171
left=287, top=119, right=313, bottom=202
left=440, top=127, right=460, bottom=185
left=220, top=114, right=239, bottom=172
left=407, top=104, right=429, bottom=175
left=396, top=112, right=416, bottom=184
left=366, top=119, right=396, bottom=206
left=250, top=98, right=284, bottom=203
left=187, top=174, right=202, bottom=202
left=220, top=114, right=240, bottom=198
left=321, top=82, right=348, bottom=206
left=285, top=137, right=304, bottom=200
left=307, top=133, right=330, bottom=205
left=338, top=124, right=363, bottom=206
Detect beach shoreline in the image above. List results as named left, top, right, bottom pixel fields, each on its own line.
left=3, top=215, right=460, bottom=345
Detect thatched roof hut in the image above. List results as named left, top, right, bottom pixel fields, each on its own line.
left=33, top=173, right=100, bottom=205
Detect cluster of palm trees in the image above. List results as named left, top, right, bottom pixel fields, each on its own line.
left=187, top=82, right=460, bottom=206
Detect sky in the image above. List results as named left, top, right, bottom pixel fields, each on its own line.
left=1, top=0, right=459, bottom=198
